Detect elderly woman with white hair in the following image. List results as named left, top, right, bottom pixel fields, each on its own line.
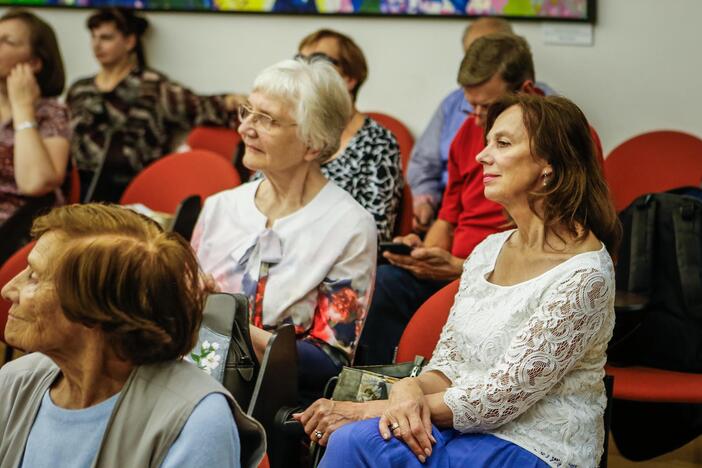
left=191, top=59, right=377, bottom=395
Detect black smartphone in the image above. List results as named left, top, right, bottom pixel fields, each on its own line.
left=379, top=242, right=413, bottom=256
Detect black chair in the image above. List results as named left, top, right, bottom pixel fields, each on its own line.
left=247, top=324, right=299, bottom=468
left=170, top=195, right=201, bottom=241
left=0, top=194, right=54, bottom=266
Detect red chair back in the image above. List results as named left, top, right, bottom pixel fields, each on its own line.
left=186, top=127, right=242, bottom=162
left=395, top=279, right=460, bottom=362
left=120, top=150, right=241, bottom=213
left=394, top=183, right=413, bottom=237
left=366, top=112, right=414, bottom=174
left=68, top=163, right=81, bottom=204
left=605, top=130, right=702, bottom=212
left=0, top=242, right=35, bottom=343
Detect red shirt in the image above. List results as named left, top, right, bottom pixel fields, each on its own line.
left=438, top=116, right=506, bottom=258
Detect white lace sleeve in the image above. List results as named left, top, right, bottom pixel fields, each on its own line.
left=442, top=267, right=611, bottom=433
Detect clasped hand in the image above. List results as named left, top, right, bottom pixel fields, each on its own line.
left=379, top=378, right=436, bottom=463
left=383, top=233, right=463, bottom=280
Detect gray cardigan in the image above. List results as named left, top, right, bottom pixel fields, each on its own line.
left=0, top=353, right=265, bottom=468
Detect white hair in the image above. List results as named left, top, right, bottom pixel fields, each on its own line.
left=252, top=59, right=353, bottom=162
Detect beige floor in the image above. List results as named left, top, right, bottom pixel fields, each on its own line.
left=1, top=341, right=701, bottom=467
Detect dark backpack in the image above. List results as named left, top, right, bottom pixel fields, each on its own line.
left=608, top=187, right=702, bottom=371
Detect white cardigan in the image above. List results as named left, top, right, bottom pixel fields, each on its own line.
left=424, top=230, right=615, bottom=467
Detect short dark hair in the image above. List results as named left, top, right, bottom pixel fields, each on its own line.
left=87, top=7, right=149, bottom=69
left=485, top=94, right=622, bottom=257
left=299, top=29, right=368, bottom=101
left=458, top=33, right=534, bottom=90
left=0, top=9, right=65, bottom=97
left=31, top=204, right=205, bottom=366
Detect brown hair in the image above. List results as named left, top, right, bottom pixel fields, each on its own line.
left=299, top=29, right=368, bottom=101
left=485, top=94, right=622, bottom=257
left=87, top=7, right=149, bottom=69
left=31, top=204, right=205, bottom=365
left=458, top=33, right=534, bottom=90
left=0, top=9, right=65, bottom=97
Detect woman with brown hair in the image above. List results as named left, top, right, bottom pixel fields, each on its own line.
left=290, top=29, right=403, bottom=243
left=295, top=94, right=621, bottom=467
left=68, top=7, right=243, bottom=203
left=0, top=204, right=265, bottom=467
left=0, top=9, right=70, bottom=260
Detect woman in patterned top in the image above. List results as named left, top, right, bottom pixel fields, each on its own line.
left=67, top=8, right=242, bottom=202
left=192, top=59, right=377, bottom=396
left=296, top=95, right=622, bottom=467
left=294, top=29, right=402, bottom=243
left=0, top=10, right=70, bottom=262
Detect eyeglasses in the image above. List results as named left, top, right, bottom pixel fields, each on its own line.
left=294, top=52, right=340, bottom=67
left=237, top=104, right=297, bottom=133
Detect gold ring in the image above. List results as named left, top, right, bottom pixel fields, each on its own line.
left=390, top=423, right=400, bottom=431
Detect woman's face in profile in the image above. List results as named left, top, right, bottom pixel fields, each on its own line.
left=476, top=105, right=551, bottom=207
left=238, top=91, right=309, bottom=174
left=0, top=19, right=34, bottom=79
left=1, top=232, right=84, bottom=354
left=90, top=22, right=134, bottom=68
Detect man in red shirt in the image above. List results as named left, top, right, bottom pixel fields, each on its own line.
left=357, top=34, right=542, bottom=365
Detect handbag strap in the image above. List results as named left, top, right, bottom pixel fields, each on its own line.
left=672, top=200, right=702, bottom=319
left=628, top=195, right=656, bottom=296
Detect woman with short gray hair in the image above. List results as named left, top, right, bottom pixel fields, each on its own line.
left=192, top=59, right=377, bottom=396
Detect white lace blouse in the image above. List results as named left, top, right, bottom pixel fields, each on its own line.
left=423, top=230, right=615, bottom=467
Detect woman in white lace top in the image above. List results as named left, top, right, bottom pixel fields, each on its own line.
left=294, top=95, right=622, bottom=467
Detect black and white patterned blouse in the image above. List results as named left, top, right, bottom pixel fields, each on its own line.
left=323, top=117, right=402, bottom=243
left=253, top=117, right=403, bottom=243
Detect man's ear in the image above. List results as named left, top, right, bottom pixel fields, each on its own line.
left=519, top=80, right=537, bottom=95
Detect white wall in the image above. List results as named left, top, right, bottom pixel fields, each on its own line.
left=6, top=0, right=702, bottom=155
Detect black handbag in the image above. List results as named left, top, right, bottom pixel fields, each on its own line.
left=188, top=292, right=258, bottom=409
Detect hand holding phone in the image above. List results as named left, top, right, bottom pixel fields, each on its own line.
left=379, top=242, right=414, bottom=256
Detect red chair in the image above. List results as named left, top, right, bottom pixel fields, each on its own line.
left=395, top=279, right=459, bottom=362
left=68, top=163, right=81, bottom=204
left=366, top=112, right=414, bottom=174
left=186, top=127, right=242, bottom=162
left=605, top=365, right=702, bottom=403
left=393, top=183, right=414, bottom=237
left=0, top=241, right=35, bottom=363
left=120, top=149, right=241, bottom=213
left=605, top=130, right=702, bottom=212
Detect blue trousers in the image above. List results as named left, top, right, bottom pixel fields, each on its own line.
left=320, top=418, right=549, bottom=468
left=357, top=265, right=448, bottom=365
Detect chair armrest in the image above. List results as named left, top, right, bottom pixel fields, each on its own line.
left=615, top=290, right=649, bottom=313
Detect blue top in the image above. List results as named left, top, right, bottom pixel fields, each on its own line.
left=407, top=88, right=470, bottom=209
left=407, top=82, right=555, bottom=208
left=21, top=391, right=240, bottom=468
